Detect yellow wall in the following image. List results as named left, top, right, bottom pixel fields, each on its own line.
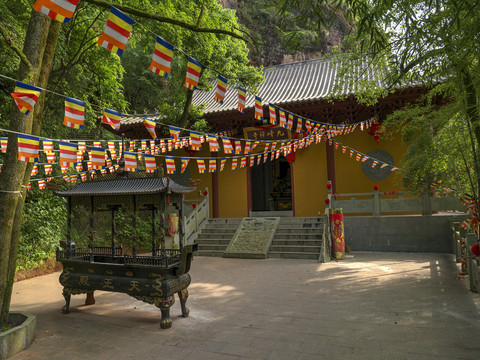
left=334, top=128, right=405, bottom=194
left=292, top=141, right=329, bottom=217
left=218, top=166, right=248, bottom=218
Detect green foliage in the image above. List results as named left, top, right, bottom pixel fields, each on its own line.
left=17, top=190, right=67, bottom=272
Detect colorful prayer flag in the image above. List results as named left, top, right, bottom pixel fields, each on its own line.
left=240, top=157, right=246, bottom=168
left=208, top=135, right=220, bottom=152
left=17, top=134, right=39, bottom=163
left=149, top=36, right=174, bottom=77
left=46, top=151, right=56, bottom=163
left=102, top=108, right=121, bottom=130
left=184, top=56, right=202, bottom=90
left=231, top=158, right=238, bottom=170
left=238, top=86, right=246, bottom=113
left=190, top=131, right=202, bottom=151
left=181, top=158, right=189, bottom=173
left=254, top=96, right=263, bottom=121
left=279, top=109, right=287, bottom=128
left=214, top=75, right=227, bottom=104
left=97, top=6, right=134, bottom=56
left=80, top=172, right=87, bottom=182
left=144, top=118, right=157, bottom=139
left=372, top=160, right=378, bottom=168
left=208, top=159, right=217, bottom=173
left=234, top=140, right=242, bottom=155
left=63, top=97, right=85, bottom=129
left=169, top=126, right=180, bottom=141
left=59, top=141, right=77, bottom=166
left=197, top=159, right=206, bottom=173
left=11, top=82, right=42, bottom=115
left=144, top=154, right=157, bottom=173
left=0, top=137, right=7, bottom=153
left=287, top=113, right=294, bottom=130
left=124, top=151, right=137, bottom=172
left=32, top=0, right=79, bottom=23
left=62, top=175, right=70, bottom=183
left=222, top=138, right=233, bottom=154
left=269, top=104, right=277, bottom=125
left=31, top=164, right=38, bottom=176
left=244, top=141, right=252, bottom=155
left=38, top=178, right=46, bottom=189
left=165, top=156, right=176, bottom=174
left=220, top=158, right=226, bottom=172
left=44, top=164, right=53, bottom=175
left=90, top=147, right=105, bottom=169
left=249, top=156, right=255, bottom=167
left=296, top=116, right=303, bottom=134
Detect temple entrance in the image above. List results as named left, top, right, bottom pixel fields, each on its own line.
left=251, top=157, right=292, bottom=213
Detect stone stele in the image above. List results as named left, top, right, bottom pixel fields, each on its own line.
left=223, top=217, right=280, bottom=259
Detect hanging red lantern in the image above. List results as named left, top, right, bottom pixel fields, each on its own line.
left=368, top=123, right=382, bottom=144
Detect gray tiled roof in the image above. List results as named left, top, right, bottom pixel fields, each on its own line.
left=192, top=58, right=387, bottom=114
left=56, top=177, right=194, bottom=197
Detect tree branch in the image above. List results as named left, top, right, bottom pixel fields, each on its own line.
left=0, top=23, right=33, bottom=72
left=83, top=0, right=249, bottom=42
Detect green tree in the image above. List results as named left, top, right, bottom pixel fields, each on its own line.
left=0, top=0, right=261, bottom=327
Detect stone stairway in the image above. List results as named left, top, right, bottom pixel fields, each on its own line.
left=194, top=218, right=242, bottom=257
left=268, top=217, right=323, bottom=259
left=195, top=217, right=323, bottom=259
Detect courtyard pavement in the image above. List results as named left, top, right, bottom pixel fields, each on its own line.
left=9, top=252, right=480, bottom=360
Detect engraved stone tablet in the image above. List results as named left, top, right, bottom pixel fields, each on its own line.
left=223, top=217, right=280, bottom=259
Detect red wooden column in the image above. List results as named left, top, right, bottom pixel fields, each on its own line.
left=211, top=153, right=219, bottom=218
left=247, top=165, right=252, bottom=216
left=326, top=141, right=337, bottom=193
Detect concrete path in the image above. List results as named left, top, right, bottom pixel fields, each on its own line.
left=9, top=252, right=480, bottom=359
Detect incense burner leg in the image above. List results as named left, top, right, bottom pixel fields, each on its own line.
left=85, top=291, right=95, bottom=305
left=156, top=295, right=175, bottom=329
left=62, top=288, right=71, bottom=314
left=178, top=289, right=189, bottom=317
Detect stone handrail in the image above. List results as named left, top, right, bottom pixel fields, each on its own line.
left=183, top=188, right=209, bottom=244
left=330, top=190, right=465, bottom=216
left=451, top=223, right=479, bottom=293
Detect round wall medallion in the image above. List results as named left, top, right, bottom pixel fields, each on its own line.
left=361, top=149, right=394, bottom=180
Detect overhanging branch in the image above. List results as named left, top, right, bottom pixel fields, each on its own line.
left=0, top=24, right=33, bottom=72
left=83, top=0, right=250, bottom=42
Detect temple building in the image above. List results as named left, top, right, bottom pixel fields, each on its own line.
left=115, top=58, right=435, bottom=218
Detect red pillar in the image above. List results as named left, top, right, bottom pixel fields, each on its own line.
left=326, top=141, right=336, bottom=193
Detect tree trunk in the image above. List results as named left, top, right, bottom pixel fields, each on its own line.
left=0, top=20, right=61, bottom=323
left=0, top=10, right=51, bottom=326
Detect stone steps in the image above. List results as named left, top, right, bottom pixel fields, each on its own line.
left=195, top=217, right=324, bottom=260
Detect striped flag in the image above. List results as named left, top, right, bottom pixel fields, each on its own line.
left=240, top=157, right=247, bottom=168
left=124, top=151, right=137, bottom=172
left=296, top=116, right=303, bottom=133
left=38, top=178, right=46, bottom=189
left=355, top=153, right=362, bottom=161
left=208, top=135, right=220, bottom=152
left=208, top=159, right=217, bottom=173
left=90, top=147, right=105, bottom=169
left=184, top=56, right=202, bottom=90
left=249, top=156, right=255, bottom=167
left=59, top=141, right=77, bottom=166
left=169, top=126, right=180, bottom=141
left=287, top=113, right=294, bottom=130
left=222, top=138, right=233, bottom=154
left=144, top=154, right=157, bottom=173
left=97, top=6, right=134, bottom=56
left=372, top=160, right=378, bottom=168
left=190, top=131, right=202, bottom=151
left=32, top=0, right=79, bottom=23
left=214, top=75, right=227, bottom=104
left=279, top=109, right=287, bottom=128
left=254, top=96, right=263, bottom=121
left=63, top=175, right=70, bottom=183
left=244, top=141, right=252, bottom=155
left=76, top=161, right=83, bottom=172
left=17, top=134, right=39, bottom=163
left=269, top=104, right=277, bottom=125
left=80, top=172, right=87, bottom=182
left=149, top=36, right=174, bottom=78
left=231, top=158, right=238, bottom=170
left=77, top=141, right=86, bottom=154
left=0, top=137, right=7, bottom=153
left=181, top=158, right=189, bottom=173
left=102, top=108, right=121, bottom=130
left=234, top=140, right=242, bottom=155
left=256, top=154, right=262, bottom=165
left=219, top=158, right=226, bottom=172
left=63, top=97, right=85, bottom=129
left=129, top=140, right=135, bottom=152
left=144, top=118, right=157, bottom=139
left=11, top=82, right=42, bottom=115
left=165, top=156, right=176, bottom=174
left=44, top=164, right=53, bottom=175
left=46, top=151, right=56, bottom=163
left=361, top=156, right=368, bottom=162
left=342, top=145, right=347, bottom=153
left=70, top=174, right=77, bottom=183
left=197, top=159, right=206, bottom=174
left=31, top=164, right=38, bottom=176
left=349, top=149, right=354, bottom=157
left=238, top=86, right=246, bottom=113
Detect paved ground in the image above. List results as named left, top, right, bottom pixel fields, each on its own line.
left=9, top=252, right=480, bottom=360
